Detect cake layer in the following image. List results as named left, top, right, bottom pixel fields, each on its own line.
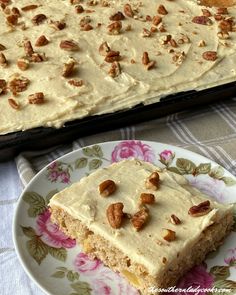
left=49, top=159, right=233, bottom=278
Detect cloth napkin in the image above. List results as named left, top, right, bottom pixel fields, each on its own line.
left=1, top=97, right=236, bottom=295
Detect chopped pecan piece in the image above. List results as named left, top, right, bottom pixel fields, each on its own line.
left=140, top=193, right=155, bottom=205
left=214, top=14, right=223, bottom=21
left=162, top=229, right=176, bottom=241
left=188, top=200, right=211, bottom=217
left=24, top=40, right=34, bottom=56
left=12, top=7, right=20, bottom=16
left=217, top=31, right=229, bottom=39
left=0, top=52, right=7, bottom=67
left=28, top=92, right=44, bottom=104
left=60, top=40, right=79, bottom=51
left=105, top=50, right=120, bottom=63
left=99, top=179, right=116, bottom=197
left=146, top=15, right=152, bottom=22
left=201, top=9, right=212, bottom=17
left=0, top=44, right=6, bottom=51
left=217, top=7, right=228, bottom=15
left=106, top=202, right=124, bottom=229
left=50, top=20, right=66, bottom=30
left=75, top=5, right=84, bottom=13
left=192, top=16, right=212, bottom=25
left=68, top=79, right=83, bottom=87
left=80, top=15, right=91, bottom=27
left=62, top=58, right=76, bottom=78
left=81, top=24, right=93, bottom=31
left=145, top=171, right=160, bottom=190
left=17, top=58, right=29, bottom=71
left=30, top=53, right=46, bottom=62
left=142, top=51, right=150, bottom=65
left=21, top=4, right=39, bottom=11
left=170, top=39, right=178, bottom=48
left=32, top=13, right=47, bottom=25
left=110, top=11, right=125, bottom=21
left=8, top=98, right=20, bottom=109
left=0, top=79, right=7, bottom=94
left=124, top=3, right=134, bottom=18
left=131, top=207, right=149, bottom=231
left=142, top=28, right=152, bottom=37
left=202, top=51, right=217, bottom=61
left=99, top=41, right=110, bottom=56
left=8, top=76, right=29, bottom=93
left=35, top=35, right=49, bottom=46
left=198, top=40, right=206, bottom=47
left=146, top=61, right=156, bottom=70
left=6, top=14, right=18, bottom=26
left=157, top=5, right=168, bottom=15
left=107, top=21, right=122, bottom=35
left=170, top=214, right=181, bottom=225
left=108, top=61, right=121, bottom=78
left=153, top=15, right=162, bottom=26
left=219, top=19, right=233, bottom=32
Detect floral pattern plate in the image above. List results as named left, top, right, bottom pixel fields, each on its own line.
left=13, top=140, right=236, bottom=295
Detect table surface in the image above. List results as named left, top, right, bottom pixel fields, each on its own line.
left=1, top=97, right=236, bottom=295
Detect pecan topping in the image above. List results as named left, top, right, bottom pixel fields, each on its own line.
left=12, top=7, right=20, bottom=16
left=24, top=40, right=34, bottom=56
left=81, top=24, right=93, bottom=31
left=217, top=31, right=229, bottom=39
left=21, top=4, right=39, bottom=11
left=192, top=16, right=212, bottom=25
left=6, top=14, right=18, bottom=26
left=202, top=51, right=217, bottom=61
left=146, top=61, right=156, bottom=70
left=170, top=39, right=178, bottom=48
left=202, top=9, right=212, bottom=17
left=106, top=202, right=124, bottom=229
left=131, top=207, right=149, bottom=231
left=32, top=13, right=47, bottom=25
left=62, top=58, right=76, bottom=78
left=153, top=15, right=162, bottom=26
left=17, top=58, right=29, bottom=71
left=105, top=50, right=120, bottom=63
left=8, top=76, right=29, bottom=93
left=124, top=3, right=134, bottom=18
left=35, top=35, right=49, bottom=47
left=31, top=53, right=46, bottom=63
left=0, top=79, right=7, bottom=94
left=110, top=11, right=125, bottom=21
left=99, top=41, right=110, bottom=56
left=80, top=16, right=91, bottom=27
left=170, top=214, right=181, bottom=225
left=214, top=14, right=223, bottom=21
left=60, top=40, right=79, bottom=51
left=99, top=179, right=116, bottom=197
left=8, top=98, right=20, bottom=109
left=0, top=44, right=6, bottom=51
left=162, top=229, right=176, bottom=242
left=28, top=92, right=44, bottom=104
left=108, top=61, right=121, bottom=78
left=107, top=21, right=122, bottom=35
left=217, top=7, right=228, bottom=15
left=142, top=51, right=150, bottom=65
left=157, top=5, right=168, bottom=15
left=198, top=40, right=206, bottom=47
left=0, top=52, right=7, bottom=67
left=188, top=200, right=211, bottom=217
left=68, top=79, right=83, bottom=87
left=140, top=193, right=155, bottom=205
left=50, top=20, right=66, bottom=30
left=145, top=171, right=160, bottom=190
left=142, top=28, right=152, bottom=38
left=219, top=19, right=233, bottom=32
left=75, top=5, right=84, bottom=13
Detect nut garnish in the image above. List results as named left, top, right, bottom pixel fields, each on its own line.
left=202, top=9, right=212, bottom=17
left=81, top=23, right=93, bottom=31
left=21, top=4, right=39, bottom=11
left=107, top=21, right=122, bottom=35
left=32, top=13, right=47, bottom=25
left=60, top=40, right=79, bottom=51
left=217, top=7, right=228, bottom=15
left=124, top=3, right=134, bottom=18
left=217, top=31, right=230, bottom=39
left=198, top=40, right=206, bottom=47
left=28, top=92, right=44, bottom=104
left=157, top=5, right=168, bottom=15
left=202, top=51, right=217, bottom=61
left=142, top=51, right=150, bottom=65
left=99, top=41, right=111, bottom=56
left=99, top=179, right=116, bottom=197
left=110, top=11, right=125, bottom=21
left=219, top=19, right=233, bottom=32
left=192, top=16, right=212, bottom=25
left=17, top=58, right=29, bottom=71
left=105, top=50, right=120, bottom=63
left=0, top=52, right=7, bottom=67
left=75, top=5, right=84, bottom=13
left=50, top=20, right=66, bottom=30
left=108, top=61, right=121, bottom=78
left=8, top=98, right=20, bottom=109
left=6, top=14, right=18, bottom=26
left=0, top=79, right=7, bottom=94
left=24, top=40, right=34, bottom=56
left=8, top=76, right=29, bottom=93
left=62, top=58, right=76, bottom=77
left=188, top=200, right=211, bottom=217
left=145, top=171, right=160, bottom=190
left=30, top=53, right=46, bottom=62
left=140, top=193, right=155, bottom=205
left=170, top=214, right=181, bottom=225
left=80, top=16, right=91, bottom=27
left=153, top=15, right=162, bottom=26
left=106, top=202, right=124, bottom=229
left=0, top=44, right=6, bottom=51
left=68, top=79, right=83, bottom=87
left=35, top=35, right=49, bottom=47
left=12, top=7, right=20, bottom=16
left=162, top=229, right=176, bottom=242
left=131, top=207, right=149, bottom=231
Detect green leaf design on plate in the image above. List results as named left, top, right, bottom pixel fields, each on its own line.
left=82, top=147, right=95, bottom=157
left=89, top=159, right=102, bottom=170
left=210, top=265, right=230, bottom=280
left=48, top=246, right=67, bottom=262
left=209, top=166, right=224, bottom=179
left=56, top=267, right=68, bottom=272
left=91, top=145, right=103, bottom=158
left=26, top=236, right=48, bottom=265
left=67, top=271, right=77, bottom=282
left=70, top=282, right=92, bottom=295
left=21, top=226, right=37, bottom=238
left=167, top=167, right=183, bottom=175
left=45, top=189, right=58, bottom=205
left=212, top=280, right=236, bottom=295
left=195, top=163, right=211, bottom=175
left=221, top=177, right=236, bottom=186
left=23, top=192, right=47, bottom=217
left=176, top=158, right=196, bottom=174
left=51, top=271, right=66, bottom=279
left=75, top=158, right=88, bottom=169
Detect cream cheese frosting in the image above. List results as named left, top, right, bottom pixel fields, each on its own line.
left=49, top=159, right=233, bottom=276
left=0, top=0, right=236, bottom=134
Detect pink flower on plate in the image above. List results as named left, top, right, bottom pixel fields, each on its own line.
left=48, top=170, right=59, bottom=182
left=92, top=279, right=112, bottom=295
left=36, top=209, right=76, bottom=248
left=74, top=253, right=102, bottom=275
left=111, top=140, right=155, bottom=163
left=48, top=161, right=58, bottom=170
left=224, top=248, right=236, bottom=267
left=159, top=150, right=175, bottom=166
left=59, top=171, right=70, bottom=184
left=176, top=265, right=214, bottom=295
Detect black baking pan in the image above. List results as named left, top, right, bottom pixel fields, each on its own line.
left=1, top=80, right=236, bottom=162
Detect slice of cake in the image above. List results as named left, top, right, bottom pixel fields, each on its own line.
left=49, top=159, right=233, bottom=294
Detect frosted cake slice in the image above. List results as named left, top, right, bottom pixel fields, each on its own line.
left=49, top=159, right=233, bottom=294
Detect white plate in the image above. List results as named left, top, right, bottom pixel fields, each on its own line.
left=13, top=140, right=236, bottom=295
